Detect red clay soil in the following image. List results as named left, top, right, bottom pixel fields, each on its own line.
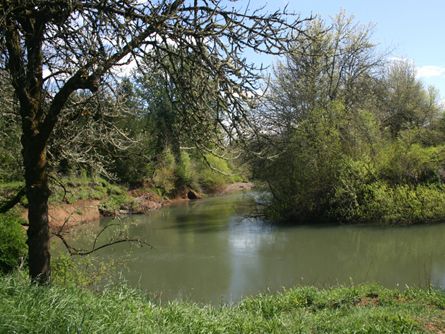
left=22, top=200, right=101, bottom=230
left=22, top=182, right=255, bottom=230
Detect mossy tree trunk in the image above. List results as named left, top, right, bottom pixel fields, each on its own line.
left=22, top=135, right=51, bottom=283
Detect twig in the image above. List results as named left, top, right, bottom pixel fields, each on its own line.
left=52, top=219, right=152, bottom=256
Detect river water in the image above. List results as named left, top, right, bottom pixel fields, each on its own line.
left=64, top=191, right=445, bottom=304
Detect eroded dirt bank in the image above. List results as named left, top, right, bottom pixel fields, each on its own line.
left=24, top=182, right=254, bottom=230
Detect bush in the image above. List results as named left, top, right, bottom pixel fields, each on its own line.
left=362, top=183, right=445, bottom=224
left=197, top=154, right=234, bottom=192
left=152, top=148, right=177, bottom=196
left=330, top=157, right=377, bottom=222
left=175, top=151, right=195, bottom=189
left=377, top=139, right=445, bottom=185
left=0, top=213, right=27, bottom=273
left=151, top=148, right=237, bottom=195
left=99, top=193, right=135, bottom=215
left=332, top=158, right=445, bottom=224
left=52, top=255, right=117, bottom=288
left=259, top=104, right=345, bottom=222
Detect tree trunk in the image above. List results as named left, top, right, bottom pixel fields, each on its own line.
left=23, top=138, right=51, bottom=284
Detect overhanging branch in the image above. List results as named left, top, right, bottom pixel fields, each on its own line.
left=52, top=220, right=152, bottom=257
left=0, top=187, right=25, bottom=213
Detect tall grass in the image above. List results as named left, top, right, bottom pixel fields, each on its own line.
left=1, top=274, right=444, bottom=333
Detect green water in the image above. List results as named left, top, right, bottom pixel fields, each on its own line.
left=64, top=192, right=445, bottom=304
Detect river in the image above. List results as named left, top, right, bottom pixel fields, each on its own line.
left=62, top=191, right=445, bottom=304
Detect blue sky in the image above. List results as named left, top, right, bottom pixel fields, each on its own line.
left=239, top=0, right=445, bottom=100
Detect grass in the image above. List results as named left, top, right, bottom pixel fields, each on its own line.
left=0, top=177, right=123, bottom=206
left=0, top=176, right=137, bottom=216
left=0, top=274, right=444, bottom=333
left=50, top=176, right=125, bottom=204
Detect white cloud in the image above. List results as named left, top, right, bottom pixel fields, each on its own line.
left=416, top=65, right=445, bottom=78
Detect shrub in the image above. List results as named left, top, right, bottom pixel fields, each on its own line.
left=376, top=138, right=445, bottom=185
left=152, top=148, right=177, bottom=196
left=175, top=151, right=195, bottom=189
left=332, top=159, right=445, bottom=224
left=260, top=104, right=345, bottom=222
left=330, top=157, right=377, bottom=222
left=52, top=255, right=117, bottom=288
left=99, top=193, right=135, bottom=215
left=0, top=213, right=27, bottom=273
left=197, top=154, right=234, bottom=192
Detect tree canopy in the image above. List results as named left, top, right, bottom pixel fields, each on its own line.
left=1, top=0, right=308, bottom=283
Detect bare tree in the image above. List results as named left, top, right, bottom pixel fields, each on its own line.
left=0, top=0, right=308, bottom=283
left=0, top=70, right=22, bottom=182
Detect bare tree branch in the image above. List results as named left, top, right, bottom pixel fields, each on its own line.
left=52, top=220, right=152, bottom=257
left=0, top=187, right=25, bottom=213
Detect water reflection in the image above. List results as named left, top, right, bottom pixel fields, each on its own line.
left=63, top=192, right=445, bottom=304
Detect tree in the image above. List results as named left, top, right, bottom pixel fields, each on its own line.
left=247, top=13, right=385, bottom=222
left=0, top=0, right=307, bottom=283
left=247, top=12, right=445, bottom=225
left=377, top=60, right=441, bottom=136
left=0, top=71, right=22, bottom=182
left=267, top=12, right=381, bottom=131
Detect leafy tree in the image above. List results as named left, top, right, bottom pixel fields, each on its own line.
left=249, top=12, right=445, bottom=224
left=377, top=60, right=442, bottom=136
left=268, top=12, right=381, bottom=130
left=249, top=13, right=382, bottom=218
left=1, top=0, right=307, bottom=283
left=255, top=102, right=346, bottom=222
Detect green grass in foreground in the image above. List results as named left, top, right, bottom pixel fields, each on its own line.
left=1, top=275, right=445, bottom=333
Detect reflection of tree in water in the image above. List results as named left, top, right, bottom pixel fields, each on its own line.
left=58, top=194, right=445, bottom=303
left=92, top=194, right=253, bottom=303
left=250, top=224, right=445, bottom=289
left=153, top=193, right=257, bottom=234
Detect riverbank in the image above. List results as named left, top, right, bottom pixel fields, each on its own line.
left=14, top=180, right=254, bottom=230
left=1, top=275, right=444, bottom=333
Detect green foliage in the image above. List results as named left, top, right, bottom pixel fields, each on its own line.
left=379, top=61, right=441, bottom=137
left=333, top=160, right=445, bottom=224
left=251, top=15, right=445, bottom=225
left=365, top=183, right=445, bottom=224
left=0, top=181, right=25, bottom=206
left=99, top=193, right=135, bottom=214
left=376, top=134, right=445, bottom=185
left=0, top=276, right=444, bottom=333
left=0, top=213, right=27, bottom=273
left=152, top=148, right=179, bottom=196
left=50, top=177, right=126, bottom=204
left=197, top=154, right=235, bottom=192
left=175, top=151, right=194, bottom=188
left=259, top=103, right=346, bottom=222
left=330, top=157, right=377, bottom=222
left=150, top=148, right=238, bottom=196
left=257, top=105, right=445, bottom=224
left=52, top=255, right=116, bottom=288
left=107, top=70, right=244, bottom=193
